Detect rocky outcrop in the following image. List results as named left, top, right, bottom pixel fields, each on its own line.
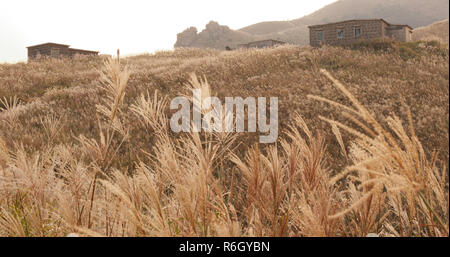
left=175, top=21, right=256, bottom=50
left=175, top=27, right=199, bottom=47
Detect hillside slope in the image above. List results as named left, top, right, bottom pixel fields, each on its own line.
left=1, top=42, right=448, bottom=165
left=291, top=0, right=449, bottom=28
left=175, top=0, right=449, bottom=48
left=0, top=42, right=448, bottom=237
left=239, top=21, right=297, bottom=35
left=413, top=19, right=449, bottom=43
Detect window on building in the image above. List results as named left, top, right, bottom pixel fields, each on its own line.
left=317, top=31, right=323, bottom=42
left=337, top=28, right=345, bottom=39
left=355, top=27, right=362, bottom=37
left=51, top=48, right=60, bottom=57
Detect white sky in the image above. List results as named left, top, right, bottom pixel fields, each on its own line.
left=0, top=0, right=336, bottom=63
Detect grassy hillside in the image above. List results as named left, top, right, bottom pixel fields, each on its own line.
left=239, top=21, right=297, bottom=35
left=413, top=19, right=449, bottom=43
left=0, top=41, right=448, bottom=236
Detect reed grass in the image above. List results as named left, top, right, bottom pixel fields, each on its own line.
left=0, top=43, right=448, bottom=237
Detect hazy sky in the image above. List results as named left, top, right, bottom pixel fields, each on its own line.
left=1, top=0, right=336, bottom=63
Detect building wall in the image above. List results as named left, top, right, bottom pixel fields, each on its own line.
left=69, top=49, right=99, bottom=56
left=28, top=45, right=71, bottom=59
left=247, top=40, right=274, bottom=48
left=309, top=20, right=384, bottom=46
left=28, top=44, right=98, bottom=60
left=386, top=26, right=413, bottom=42
left=406, top=27, right=413, bottom=42
left=239, top=40, right=285, bottom=49
left=386, top=28, right=404, bottom=41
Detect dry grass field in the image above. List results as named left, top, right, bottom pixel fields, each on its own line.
left=0, top=39, right=448, bottom=237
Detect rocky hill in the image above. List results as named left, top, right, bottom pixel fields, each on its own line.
left=174, top=21, right=256, bottom=49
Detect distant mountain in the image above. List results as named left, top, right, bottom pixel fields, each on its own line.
left=290, top=0, right=449, bottom=28
left=175, top=0, right=449, bottom=49
left=413, top=19, right=449, bottom=43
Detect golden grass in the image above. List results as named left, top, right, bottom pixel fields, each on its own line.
left=0, top=43, right=448, bottom=237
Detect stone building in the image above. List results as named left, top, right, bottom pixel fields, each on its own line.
left=308, top=19, right=413, bottom=46
left=237, top=39, right=286, bottom=49
left=27, top=43, right=99, bottom=60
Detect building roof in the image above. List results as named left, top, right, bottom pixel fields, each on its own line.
left=69, top=48, right=99, bottom=54
left=27, top=42, right=99, bottom=54
left=251, top=39, right=286, bottom=44
left=308, top=19, right=413, bottom=30
left=27, top=42, right=70, bottom=48
left=243, top=39, right=286, bottom=45
left=386, top=24, right=414, bottom=30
